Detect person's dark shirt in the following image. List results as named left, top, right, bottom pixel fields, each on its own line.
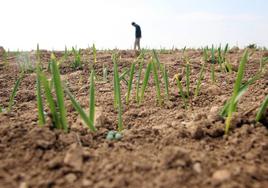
left=134, top=24, right=142, bottom=38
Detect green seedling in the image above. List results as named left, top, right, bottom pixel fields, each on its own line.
left=113, top=53, right=123, bottom=131
left=39, top=72, right=61, bottom=129
left=256, top=95, right=268, bottom=122
left=51, top=54, right=68, bottom=131
left=139, top=61, right=152, bottom=104
left=136, top=53, right=144, bottom=102
left=211, top=64, right=216, bottom=83
left=203, top=47, right=208, bottom=62
left=152, top=59, right=162, bottom=105
left=220, top=62, right=264, bottom=117
left=175, top=75, right=187, bottom=108
left=161, top=64, right=169, bottom=100
left=126, top=62, right=136, bottom=104
left=225, top=50, right=248, bottom=134
left=7, top=73, right=24, bottom=113
left=36, top=44, right=46, bottom=125
left=71, top=47, right=82, bottom=69
left=152, top=50, right=169, bottom=100
left=93, top=43, right=97, bottom=64
left=89, top=69, right=96, bottom=127
left=186, top=62, right=190, bottom=98
left=194, top=63, right=205, bottom=97
left=65, top=87, right=96, bottom=131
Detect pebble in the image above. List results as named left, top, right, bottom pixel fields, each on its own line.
left=193, top=163, right=202, bottom=173
left=65, top=173, right=77, bottom=183
left=212, top=169, right=231, bottom=182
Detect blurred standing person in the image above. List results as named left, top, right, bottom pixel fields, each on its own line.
left=131, top=22, right=142, bottom=51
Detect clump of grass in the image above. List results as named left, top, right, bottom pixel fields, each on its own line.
left=112, top=53, right=123, bottom=131
left=256, top=95, right=268, bottom=122
left=224, top=50, right=248, bottom=134
left=7, top=73, right=24, bottom=113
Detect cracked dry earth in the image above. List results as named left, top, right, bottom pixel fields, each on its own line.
left=0, top=49, right=267, bottom=188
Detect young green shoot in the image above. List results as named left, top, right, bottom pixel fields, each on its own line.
left=113, top=53, right=123, bottom=131
left=175, top=75, right=187, bottom=108
left=51, top=54, right=68, bottom=131
left=89, top=69, right=96, bottom=127
left=186, top=61, right=190, bottom=98
left=39, top=72, right=61, bottom=129
left=256, top=95, right=268, bottom=122
left=161, top=64, right=169, bottom=100
left=36, top=44, right=46, bottom=125
left=93, top=43, right=97, bottom=64
left=139, top=61, right=152, bottom=104
left=126, top=62, right=136, bottom=104
left=65, top=87, right=96, bottom=131
left=152, top=59, right=162, bottom=105
left=136, top=54, right=144, bottom=102
left=225, top=50, right=248, bottom=134
left=7, top=73, right=23, bottom=113
left=194, top=63, right=205, bottom=97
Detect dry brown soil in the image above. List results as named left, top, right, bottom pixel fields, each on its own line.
left=0, top=49, right=267, bottom=188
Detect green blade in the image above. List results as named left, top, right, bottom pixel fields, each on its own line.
left=256, top=95, right=268, bottom=122
left=152, top=60, right=162, bottom=105
left=225, top=50, right=248, bottom=134
left=51, top=54, right=68, bottom=132
left=39, top=72, right=61, bottom=129
left=7, top=73, right=23, bottom=113
left=89, top=69, right=96, bottom=127
left=139, top=62, right=152, bottom=104
left=65, top=87, right=96, bottom=131
left=126, top=62, right=136, bottom=104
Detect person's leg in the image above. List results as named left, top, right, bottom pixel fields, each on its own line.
left=137, top=38, right=141, bottom=50
left=134, top=38, right=137, bottom=50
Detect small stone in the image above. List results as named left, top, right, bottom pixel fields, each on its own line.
left=65, top=173, right=77, bottom=183
left=19, top=182, right=28, bottom=188
left=106, top=133, right=114, bottom=140
left=212, top=169, right=231, bottom=182
left=82, top=179, right=93, bottom=187
left=64, top=144, right=83, bottom=171
left=207, top=106, right=221, bottom=122
left=115, top=132, right=123, bottom=140
left=193, top=163, right=202, bottom=173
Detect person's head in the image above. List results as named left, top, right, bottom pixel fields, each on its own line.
left=131, top=22, right=136, bottom=26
